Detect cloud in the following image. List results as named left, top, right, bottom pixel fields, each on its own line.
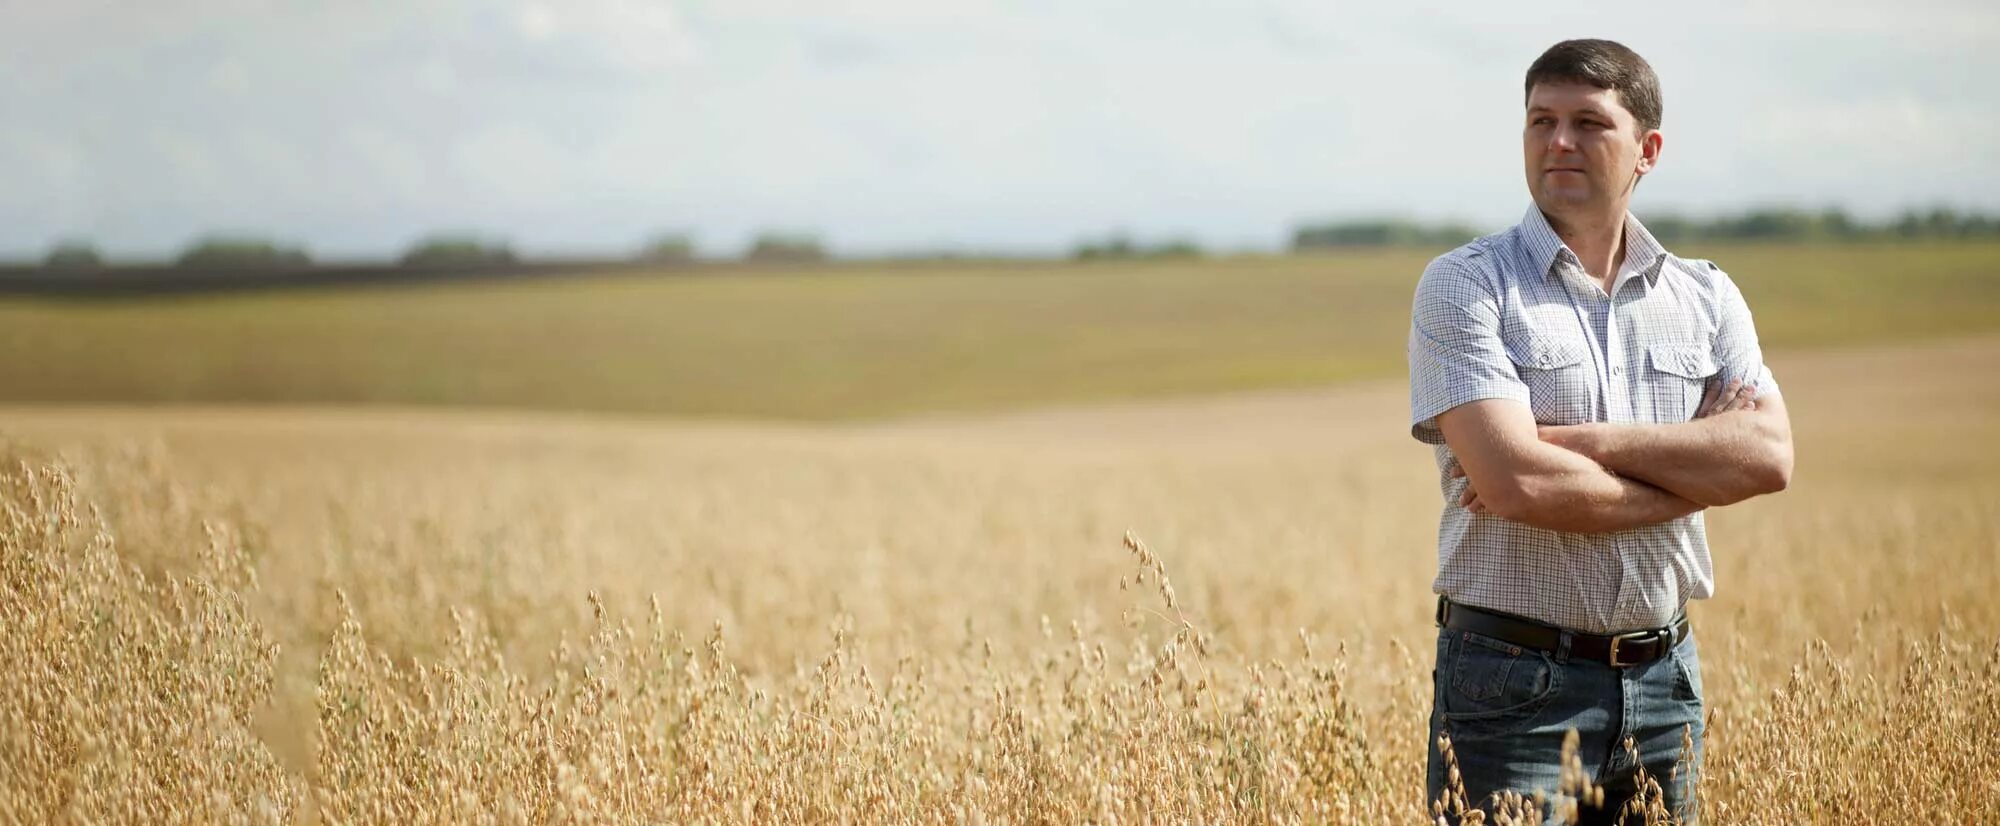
left=510, top=0, right=703, bottom=69
left=0, top=1, right=1994, bottom=257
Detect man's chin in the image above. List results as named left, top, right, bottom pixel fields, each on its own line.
left=1531, top=190, right=1599, bottom=214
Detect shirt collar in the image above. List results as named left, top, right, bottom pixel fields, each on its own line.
left=1520, top=204, right=1669, bottom=286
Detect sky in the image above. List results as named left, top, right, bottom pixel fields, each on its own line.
left=3, top=0, right=1997, bottom=259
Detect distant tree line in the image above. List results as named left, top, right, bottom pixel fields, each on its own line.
left=22, top=206, right=2000, bottom=273
left=1643, top=207, right=2000, bottom=244
left=741, top=232, right=828, bottom=264
left=175, top=237, right=311, bottom=269
left=1292, top=207, right=2000, bottom=252
left=638, top=233, right=697, bottom=264
left=42, top=240, right=103, bottom=269
left=400, top=235, right=516, bottom=267
left=29, top=230, right=828, bottom=271
left=1072, top=231, right=1203, bottom=261
left=1291, top=221, right=1480, bottom=251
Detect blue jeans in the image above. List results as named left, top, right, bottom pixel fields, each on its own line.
left=1426, top=626, right=1705, bottom=824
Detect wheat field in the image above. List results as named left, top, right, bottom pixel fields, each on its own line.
left=2, top=242, right=1995, bottom=420
left=2, top=329, right=1996, bottom=823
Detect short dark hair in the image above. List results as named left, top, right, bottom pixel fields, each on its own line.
left=1524, top=39, right=1662, bottom=134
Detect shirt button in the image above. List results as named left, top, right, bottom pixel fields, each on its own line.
left=1612, top=366, right=1623, bottom=376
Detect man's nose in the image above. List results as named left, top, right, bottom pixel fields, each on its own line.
left=1548, top=124, right=1578, bottom=153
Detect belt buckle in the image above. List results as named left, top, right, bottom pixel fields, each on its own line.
left=1606, top=629, right=1662, bottom=668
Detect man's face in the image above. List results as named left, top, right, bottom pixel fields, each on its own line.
left=1523, top=82, right=1660, bottom=217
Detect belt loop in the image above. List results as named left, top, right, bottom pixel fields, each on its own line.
left=1554, top=629, right=1573, bottom=664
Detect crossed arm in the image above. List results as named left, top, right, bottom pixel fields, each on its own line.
left=1441, top=378, right=1793, bottom=533
left=1536, top=378, right=1793, bottom=507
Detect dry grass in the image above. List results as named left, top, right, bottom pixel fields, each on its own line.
left=0, top=455, right=298, bottom=823
left=1, top=334, right=1997, bottom=822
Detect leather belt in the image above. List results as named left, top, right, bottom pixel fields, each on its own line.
left=1436, top=597, right=1689, bottom=668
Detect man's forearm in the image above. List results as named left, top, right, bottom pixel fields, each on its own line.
left=1511, top=470, right=1705, bottom=534
left=1469, top=442, right=1707, bottom=533
left=1545, top=410, right=1792, bottom=506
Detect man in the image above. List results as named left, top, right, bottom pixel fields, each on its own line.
left=1407, top=39, right=1794, bottom=823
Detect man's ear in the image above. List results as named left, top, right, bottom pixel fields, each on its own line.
left=1636, top=129, right=1664, bottom=177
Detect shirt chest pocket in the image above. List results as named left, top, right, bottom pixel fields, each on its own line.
left=1643, top=343, right=1719, bottom=423
left=1505, top=332, right=1593, bottom=425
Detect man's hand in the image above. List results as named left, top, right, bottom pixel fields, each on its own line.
left=1694, top=376, right=1760, bottom=418
left=1455, top=464, right=1489, bottom=514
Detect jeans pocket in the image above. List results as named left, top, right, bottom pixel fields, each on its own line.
left=1444, top=632, right=1562, bottom=736
left=1671, top=634, right=1704, bottom=704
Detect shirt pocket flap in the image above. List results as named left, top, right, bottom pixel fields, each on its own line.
left=1648, top=344, right=1719, bottom=380
left=1506, top=334, right=1587, bottom=371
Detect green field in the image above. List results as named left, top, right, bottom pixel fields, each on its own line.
left=2, top=242, right=1995, bottom=420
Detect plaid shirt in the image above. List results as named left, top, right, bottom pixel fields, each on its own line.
left=1407, top=205, right=1778, bottom=634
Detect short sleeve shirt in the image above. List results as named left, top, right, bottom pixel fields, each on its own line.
left=1406, top=205, right=1778, bottom=633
